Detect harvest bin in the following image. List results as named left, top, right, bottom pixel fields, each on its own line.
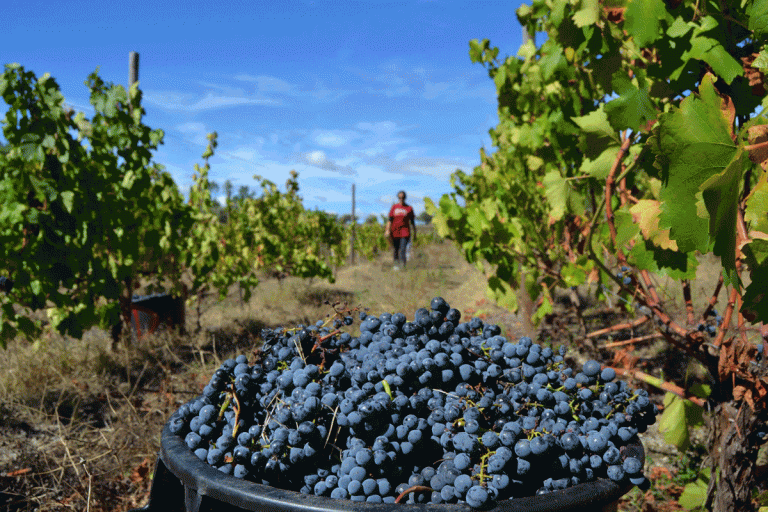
left=129, top=292, right=186, bottom=342
left=128, top=417, right=642, bottom=512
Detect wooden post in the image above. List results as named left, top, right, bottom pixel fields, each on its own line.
left=113, top=51, right=141, bottom=346
left=351, top=183, right=356, bottom=265
left=129, top=52, right=139, bottom=88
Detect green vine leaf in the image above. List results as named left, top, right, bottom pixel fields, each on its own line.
left=748, top=0, right=768, bottom=38
left=678, top=468, right=710, bottom=510
left=60, top=191, right=75, bottom=214
left=653, top=73, right=738, bottom=254
left=604, top=71, right=657, bottom=132
left=740, top=245, right=768, bottom=323
left=624, top=0, right=671, bottom=48
left=700, top=149, right=745, bottom=275
left=543, top=171, right=569, bottom=221
left=658, top=392, right=704, bottom=451
left=745, top=170, right=768, bottom=234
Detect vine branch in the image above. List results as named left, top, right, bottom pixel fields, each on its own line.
left=586, top=316, right=649, bottom=338
left=604, top=136, right=633, bottom=267
left=611, top=367, right=707, bottom=408
left=682, top=280, right=695, bottom=326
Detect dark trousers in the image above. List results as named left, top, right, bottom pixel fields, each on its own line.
left=393, top=236, right=410, bottom=266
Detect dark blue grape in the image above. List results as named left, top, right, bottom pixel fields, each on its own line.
left=583, top=360, right=601, bottom=377
left=514, top=439, right=532, bottom=458
left=623, top=456, right=643, bottom=475
left=465, top=485, right=489, bottom=508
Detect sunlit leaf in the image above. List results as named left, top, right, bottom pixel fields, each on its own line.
left=653, top=74, right=738, bottom=253
left=624, top=0, right=670, bottom=47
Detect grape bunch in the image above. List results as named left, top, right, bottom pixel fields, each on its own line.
left=616, top=266, right=633, bottom=286
left=696, top=308, right=723, bottom=338
left=167, top=297, right=656, bottom=508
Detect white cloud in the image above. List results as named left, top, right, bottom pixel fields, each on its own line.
left=394, top=148, right=423, bottom=161
left=144, top=89, right=280, bottom=112
left=172, top=122, right=211, bottom=147
left=187, top=92, right=279, bottom=111
left=176, top=122, right=207, bottom=134
left=234, top=74, right=296, bottom=93
left=356, top=121, right=398, bottom=135
left=228, top=148, right=261, bottom=161
left=292, top=150, right=356, bottom=175
left=367, top=153, right=468, bottom=181
left=423, top=81, right=451, bottom=99
left=307, top=150, right=327, bottom=165
left=312, top=129, right=358, bottom=147
left=233, top=74, right=354, bottom=103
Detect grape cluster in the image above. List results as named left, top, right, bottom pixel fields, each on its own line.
left=167, top=297, right=656, bottom=508
left=696, top=308, right=723, bottom=338
left=616, top=266, right=632, bottom=286
left=0, top=275, right=12, bottom=293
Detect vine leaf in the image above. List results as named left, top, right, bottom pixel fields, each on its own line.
left=572, top=106, right=620, bottom=147
left=604, top=71, right=657, bottom=132
left=700, top=149, right=745, bottom=274
left=653, top=73, right=738, bottom=254
left=658, top=392, right=704, bottom=451
left=543, top=171, right=569, bottom=221
left=740, top=244, right=768, bottom=323
left=486, top=276, right=518, bottom=313
left=754, top=47, right=768, bottom=71
left=572, top=0, right=599, bottom=27
left=658, top=393, right=689, bottom=450
left=745, top=173, right=768, bottom=237
left=628, top=238, right=697, bottom=279
left=748, top=0, right=768, bottom=38
left=674, top=30, right=743, bottom=84
left=630, top=199, right=678, bottom=250
left=678, top=468, right=710, bottom=510
left=624, top=0, right=670, bottom=48
left=572, top=106, right=622, bottom=178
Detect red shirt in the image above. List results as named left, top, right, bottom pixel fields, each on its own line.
left=389, top=203, right=414, bottom=238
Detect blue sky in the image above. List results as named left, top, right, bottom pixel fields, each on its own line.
left=1, top=0, right=532, bottom=222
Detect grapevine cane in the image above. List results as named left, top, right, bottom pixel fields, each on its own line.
left=610, top=367, right=707, bottom=408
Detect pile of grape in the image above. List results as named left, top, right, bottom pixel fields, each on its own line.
left=168, top=298, right=656, bottom=508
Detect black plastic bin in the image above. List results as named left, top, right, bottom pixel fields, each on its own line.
left=130, top=293, right=186, bottom=342
left=129, top=418, right=642, bottom=512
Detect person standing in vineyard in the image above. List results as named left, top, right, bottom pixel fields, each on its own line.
left=384, top=190, right=416, bottom=270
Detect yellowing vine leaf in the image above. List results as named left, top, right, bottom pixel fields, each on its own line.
left=630, top=200, right=678, bottom=250
left=573, top=0, right=599, bottom=27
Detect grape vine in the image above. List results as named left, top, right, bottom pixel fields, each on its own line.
left=426, top=0, right=768, bottom=509
left=0, top=65, right=348, bottom=344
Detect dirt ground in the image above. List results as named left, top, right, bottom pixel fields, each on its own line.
left=0, top=237, right=764, bottom=511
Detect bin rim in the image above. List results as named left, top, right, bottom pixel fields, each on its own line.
left=159, top=411, right=641, bottom=512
